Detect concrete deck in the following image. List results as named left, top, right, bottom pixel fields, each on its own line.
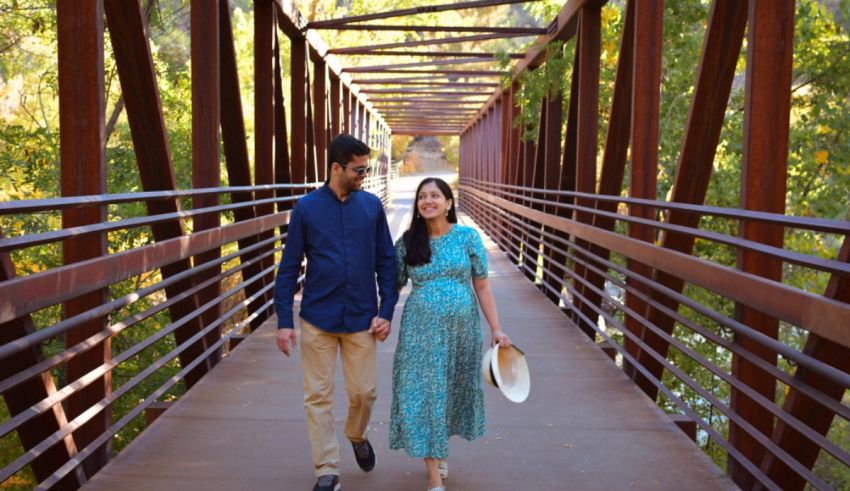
left=84, top=175, right=735, bottom=490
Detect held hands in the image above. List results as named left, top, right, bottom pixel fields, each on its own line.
left=276, top=328, right=297, bottom=356
left=369, top=316, right=391, bottom=342
left=491, top=329, right=512, bottom=348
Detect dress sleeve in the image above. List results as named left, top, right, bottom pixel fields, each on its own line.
left=394, top=237, right=409, bottom=288
left=468, top=228, right=488, bottom=279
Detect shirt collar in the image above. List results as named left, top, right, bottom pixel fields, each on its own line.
left=320, top=182, right=354, bottom=203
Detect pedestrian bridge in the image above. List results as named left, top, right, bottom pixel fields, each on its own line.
left=1, top=0, right=849, bottom=490
left=80, top=175, right=735, bottom=490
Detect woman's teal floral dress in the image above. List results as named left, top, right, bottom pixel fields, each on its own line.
left=389, top=224, right=488, bottom=458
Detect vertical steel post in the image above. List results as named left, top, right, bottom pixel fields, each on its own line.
left=623, top=0, right=663, bottom=383
left=570, top=6, right=601, bottom=338
left=220, top=0, right=269, bottom=329
left=58, top=0, right=110, bottom=475
left=635, top=0, right=747, bottom=398
left=330, top=73, right=341, bottom=138
left=314, top=58, right=328, bottom=179
left=290, top=37, right=307, bottom=185
left=254, top=0, right=277, bottom=306
left=192, top=0, right=222, bottom=364
left=729, top=1, right=795, bottom=486
left=342, top=86, right=351, bottom=134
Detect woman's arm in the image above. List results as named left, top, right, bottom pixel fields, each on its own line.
left=473, top=277, right=511, bottom=347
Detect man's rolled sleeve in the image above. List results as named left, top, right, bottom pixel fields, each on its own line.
left=274, top=203, right=305, bottom=329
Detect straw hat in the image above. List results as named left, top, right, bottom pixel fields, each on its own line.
left=481, top=343, right=530, bottom=403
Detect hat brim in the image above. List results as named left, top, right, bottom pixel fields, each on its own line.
left=489, top=344, right=531, bottom=403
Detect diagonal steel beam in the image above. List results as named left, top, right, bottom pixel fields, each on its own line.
left=220, top=0, right=269, bottom=330
left=634, top=0, right=747, bottom=401
left=762, top=239, right=850, bottom=490
left=105, top=0, right=213, bottom=391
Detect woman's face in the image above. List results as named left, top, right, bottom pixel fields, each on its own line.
left=416, top=182, right=452, bottom=221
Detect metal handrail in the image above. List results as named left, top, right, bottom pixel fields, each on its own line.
left=461, top=177, right=850, bottom=235
left=461, top=183, right=850, bottom=349
left=460, top=183, right=850, bottom=490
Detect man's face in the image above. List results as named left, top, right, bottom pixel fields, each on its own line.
left=336, top=153, right=371, bottom=193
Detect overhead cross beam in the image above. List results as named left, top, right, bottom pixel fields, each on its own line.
left=360, top=89, right=490, bottom=95
left=354, top=76, right=497, bottom=84
left=370, top=99, right=488, bottom=105
left=342, top=57, right=500, bottom=71
left=312, top=24, right=547, bottom=34
left=356, top=81, right=500, bottom=87
left=383, top=110, right=477, bottom=115
left=350, top=69, right=507, bottom=75
left=336, top=49, right=524, bottom=57
left=308, top=0, right=541, bottom=28
left=353, top=74, right=503, bottom=83
left=328, top=32, right=534, bottom=54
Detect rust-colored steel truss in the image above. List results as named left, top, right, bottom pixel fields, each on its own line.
left=456, top=0, right=850, bottom=490
left=1, top=0, right=848, bottom=489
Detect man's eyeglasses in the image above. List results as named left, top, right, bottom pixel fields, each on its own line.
left=344, top=165, right=372, bottom=177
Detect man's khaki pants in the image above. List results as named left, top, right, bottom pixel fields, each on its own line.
left=300, top=319, right=377, bottom=477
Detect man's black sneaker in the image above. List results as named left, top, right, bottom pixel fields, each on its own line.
left=312, top=474, right=340, bottom=491
left=351, top=439, right=376, bottom=472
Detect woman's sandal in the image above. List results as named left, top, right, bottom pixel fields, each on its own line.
left=437, top=459, right=448, bottom=480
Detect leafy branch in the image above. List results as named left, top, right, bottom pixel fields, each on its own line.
left=497, top=40, right=568, bottom=141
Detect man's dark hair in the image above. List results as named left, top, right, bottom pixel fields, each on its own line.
left=328, top=134, right=370, bottom=171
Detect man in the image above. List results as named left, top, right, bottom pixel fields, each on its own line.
left=274, top=134, right=398, bottom=491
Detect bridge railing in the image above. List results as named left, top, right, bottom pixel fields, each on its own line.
left=0, top=183, right=307, bottom=488
left=460, top=177, right=850, bottom=491
left=0, top=0, right=395, bottom=485
left=0, top=172, right=391, bottom=489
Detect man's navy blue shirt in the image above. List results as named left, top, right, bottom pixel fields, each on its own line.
left=274, top=184, right=398, bottom=333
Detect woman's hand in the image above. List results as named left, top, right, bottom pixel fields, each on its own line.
left=491, top=330, right=511, bottom=348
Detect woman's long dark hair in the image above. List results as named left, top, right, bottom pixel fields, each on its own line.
left=403, top=178, right=458, bottom=267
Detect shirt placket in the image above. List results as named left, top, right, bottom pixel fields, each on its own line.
left=341, top=198, right=351, bottom=330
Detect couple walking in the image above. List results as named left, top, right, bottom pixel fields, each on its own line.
left=274, top=134, right=511, bottom=491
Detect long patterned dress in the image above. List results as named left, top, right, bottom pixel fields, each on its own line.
left=389, top=224, right=488, bottom=459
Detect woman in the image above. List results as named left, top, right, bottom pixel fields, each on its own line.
left=390, top=177, right=511, bottom=491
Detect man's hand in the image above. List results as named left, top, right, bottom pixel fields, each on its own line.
left=276, top=328, right=297, bottom=356
left=368, top=316, right=391, bottom=342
